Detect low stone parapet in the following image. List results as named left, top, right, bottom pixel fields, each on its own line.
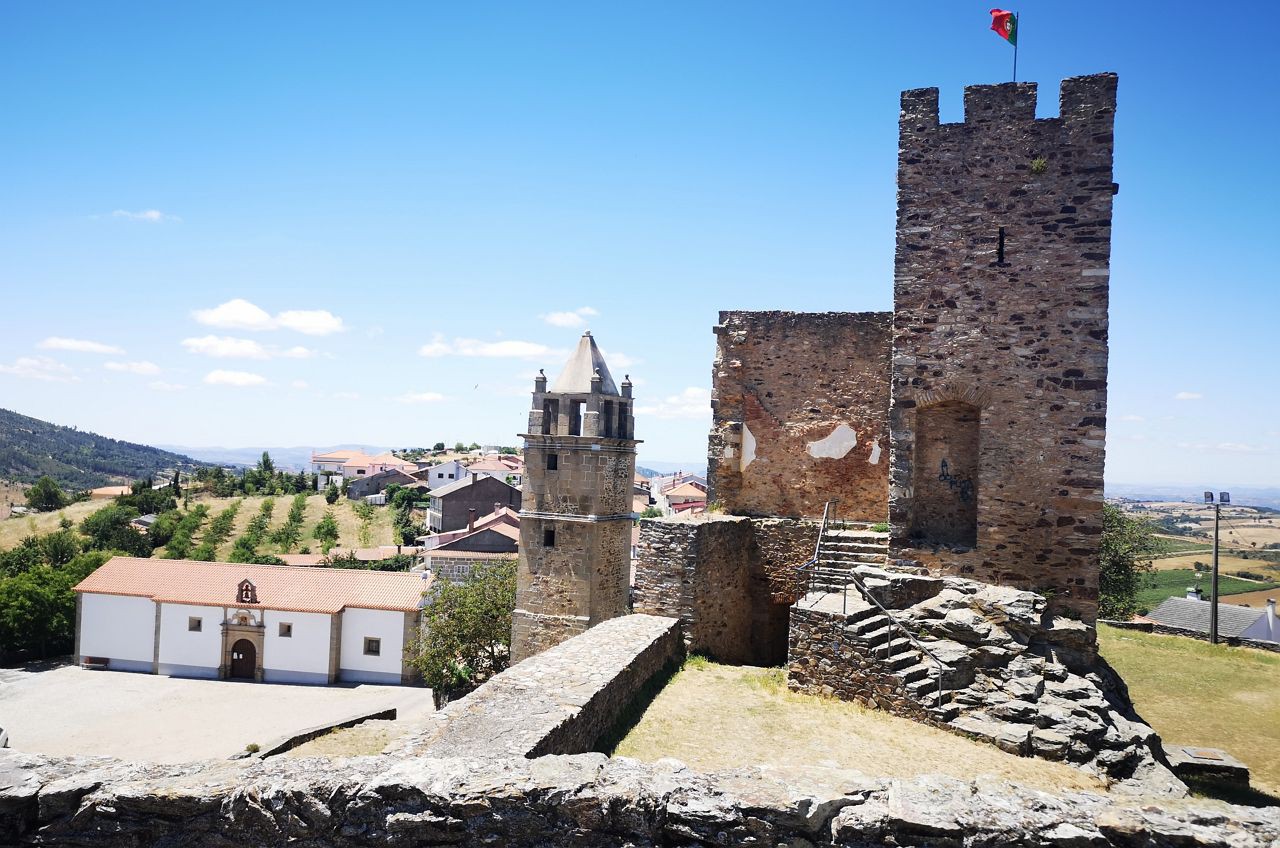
left=5, top=750, right=1279, bottom=847
left=390, top=613, right=683, bottom=759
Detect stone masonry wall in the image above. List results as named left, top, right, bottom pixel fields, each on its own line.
left=788, top=603, right=935, bottom=724
left=633, top=515, right=816, bottom=664
left=708, top=311, right=891, bottom=522
left=393, top=614, right=682, bottom=759
left=9, top=751, right=1280, bottom=847
left=889, top=75, right=1118, bottom=623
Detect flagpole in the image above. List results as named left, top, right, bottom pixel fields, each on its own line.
left=1012, top=12, right=1019, bottom=82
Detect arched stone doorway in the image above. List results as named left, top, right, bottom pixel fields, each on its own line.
left=230, top=639, right=256, bottom=679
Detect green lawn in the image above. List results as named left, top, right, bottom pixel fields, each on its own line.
left=1098, top=624, right=1280, bottom=798
left=1137, top=568, right=1279, bottom=613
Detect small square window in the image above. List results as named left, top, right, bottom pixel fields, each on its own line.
left=546, top=453, right=559, bottom=470
left=543, top=528, right=556, bottom=547
left=364, top=637, right=381, bottom=656
left=279, top=622, right=293, bottom=638
left=188, top=617, right=202, bottom=632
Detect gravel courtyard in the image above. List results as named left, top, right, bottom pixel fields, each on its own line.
left=0, top=663, right=435, bottom=762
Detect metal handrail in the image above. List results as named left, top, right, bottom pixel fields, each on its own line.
left=794, top=505, right=947, bottom=709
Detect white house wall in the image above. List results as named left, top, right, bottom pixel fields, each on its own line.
left=79, top=593, right=156, bottom=673
left=157, top=603, right=224, bottom=678
left=339, top=608, right=405, bottom=684
left=264, top=609, right=333, bottom=684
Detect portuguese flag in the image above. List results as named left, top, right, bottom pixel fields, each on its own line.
left=990, top=9, right=1018, bottom=46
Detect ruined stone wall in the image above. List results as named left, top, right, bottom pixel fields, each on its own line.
left=633, top=515, right=816, bottom=664
left=708, top=311, right=891, bottom=522
left=394, top=614, right=683, bottom=759
left=889, top=74, right=1118, bottom=622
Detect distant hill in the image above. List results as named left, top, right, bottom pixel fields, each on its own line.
left=0, top=407, right=202, bottom=491
left=157, top=444, right=392, bottom=471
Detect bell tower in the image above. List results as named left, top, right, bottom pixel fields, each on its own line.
left=510, top=331, right=640, bottom=662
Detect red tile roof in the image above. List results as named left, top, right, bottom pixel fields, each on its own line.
left=74, top=556, right=430, bottom=614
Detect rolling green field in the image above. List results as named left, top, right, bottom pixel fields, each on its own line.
left=1137, top=569, right=1280, bottom=613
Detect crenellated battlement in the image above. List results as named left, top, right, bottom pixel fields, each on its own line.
left=900, top=72, right=1117, bottom=134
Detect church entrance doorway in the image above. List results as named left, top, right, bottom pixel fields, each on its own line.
left=230, top=639, right=256, bottom=679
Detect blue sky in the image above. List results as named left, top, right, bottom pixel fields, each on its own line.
left=1, top=2, right=1277, bottom=486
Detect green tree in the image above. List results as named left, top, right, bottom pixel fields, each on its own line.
left=1099, top=503, right=1161, bottom=618
left=408, top=558, right=516, bottom=702
left=0, top=567, right=76, bottom=657
left=639, top=506, right=663, bottom=519
left=258, top=451, right=275, bottom=475
left=432, top=442, right=446, bottom=452
left=170, top=472, right=181, bottom=498
left=352, top=500, right=376, bottom=547
left=80, top=504, right=153, bottom=557
left=26, top=476, right=67, bottom=512
left=325, top=482, right=340, bottom=504
left=40, top=529, right=81, bottom=567
left=313, top=510, right=340, bottom=553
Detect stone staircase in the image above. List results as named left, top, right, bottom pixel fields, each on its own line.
left=793, top=521, right=961, bottom=724
left=804, top=523, right=890, bottom=593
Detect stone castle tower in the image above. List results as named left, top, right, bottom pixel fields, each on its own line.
left=510, top=331, right=639, bottom=662
left=888, top=74, right=1118, bottom=618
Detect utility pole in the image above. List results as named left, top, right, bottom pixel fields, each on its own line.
left=1204, top=490, right=1231, bottom=644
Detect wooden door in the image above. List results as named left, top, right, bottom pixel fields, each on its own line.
left=230, top=639, right=256, bottom=679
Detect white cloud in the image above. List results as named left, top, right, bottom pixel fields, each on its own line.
left=37, top=337, right=123, bottom=355
left=193, top=299, right=276, bottom=331
left=332, top=391, right=361, bottom=400
left=104, top=360, right=161, bottom=376
left=204, top=369, right=267, bottom=387
left=602, top=349, right=642, bottom=369
left=1216, top=442, right=1268, bottom=454
left=0, top=356, right=78, bottom=382
left=110, top=209, right=180, bottom=223
left=276, top=309, right=345, bottom=336
left=418, top=334, right=565, bottom=361
left=395, top=391, right=447, bottom=404
left=1174, top=391, right=1203, bottom=401
left=290, top=379, right=309, bottom=390
left=541, top=306, right=599, bottom=328
left=148, top=381, right=187, bottom=392
left=635, top=386, right=712, bottom=420
left=181, top=335, right=317, bottom=360
left=192, top=299, right=346, bottom=336
left=182, top=335, right=268, bottom=359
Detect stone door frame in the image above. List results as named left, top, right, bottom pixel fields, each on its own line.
left=220, top=608, right=264, bottom=682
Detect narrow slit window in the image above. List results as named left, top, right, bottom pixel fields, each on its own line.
left=543, top=528, right=556, bottom=547
left=997, top=227, right=1006, bottom=264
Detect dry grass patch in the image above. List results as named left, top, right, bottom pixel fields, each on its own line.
left=1152, top=552, right=1276, bottom=574
left=613, top=661, right=1102, bottom=793
left=1098, top=624, right=1280, bottom=797
left=281, top=720, right=399, bottom=758
left=0, top=500, right=108, bottom=550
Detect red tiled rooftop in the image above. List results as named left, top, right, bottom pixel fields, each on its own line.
left=74, top=556, right=431, bottom=614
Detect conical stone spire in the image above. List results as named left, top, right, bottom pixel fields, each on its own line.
left=550, top=331, right=618, bottom=395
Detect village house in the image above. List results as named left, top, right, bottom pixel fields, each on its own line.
left=427, top=472, right=522, bottom=533
left=311, top=449, right=420, bottom=485
left=1145, top=589, right=1278, bottom=646
left=420, top=459, right=468, bottom=488
left=346, top=468, right=416, bottom=501
left=73, top=557, right=429, bottom=684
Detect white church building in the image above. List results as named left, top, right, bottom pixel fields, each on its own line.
left=74, top=557, right=430, bottom=685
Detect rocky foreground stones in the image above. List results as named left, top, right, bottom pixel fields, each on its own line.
left=4, top=750, right=1279, bottom=847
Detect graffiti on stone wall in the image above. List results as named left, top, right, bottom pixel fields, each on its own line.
left=937, top=459, right=974, bottom=504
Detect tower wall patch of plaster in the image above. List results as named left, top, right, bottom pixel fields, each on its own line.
left=740, top=423, right=757, bottom=471
left=868, top=438, right=882, bottom=465
left=807, top=423, right=858, bottom=460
